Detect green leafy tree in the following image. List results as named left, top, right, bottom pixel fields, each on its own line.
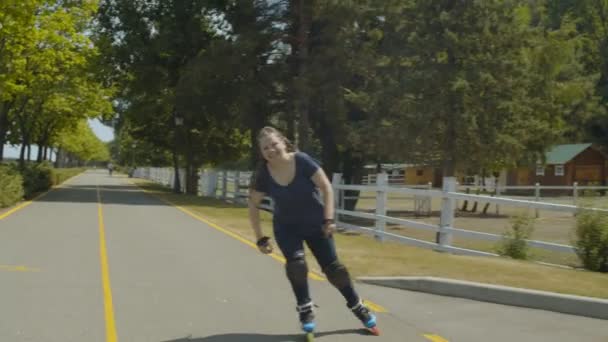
left=0, top=0, right=42, bottom=159
left=96, top=0, right=254, bottom=193
left=544, top=0, right=608, bottom=149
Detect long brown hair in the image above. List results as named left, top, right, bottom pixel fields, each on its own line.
left=256, top=126, right=296, bottom=154
left=250, top=126, right=297, bottom=190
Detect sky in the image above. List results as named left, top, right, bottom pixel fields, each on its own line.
left=89, top=118, right=115, bottom=142
left=2, top=119, right=114, bottom=160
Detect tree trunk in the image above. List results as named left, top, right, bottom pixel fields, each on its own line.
left=16, top=101, right=30, bottom=168
left=172, top=148, right=181, bottom=193
left=286, top=113, right=296, bottom=142
left=341, top=149, right=364, bottom=211
left=290, top=0, right=313, bottom=152
left=248, top=106, right=268, bottom=170
left=185, top=128, right=198, bottom=195
left=36, top=142, right=44, bottom=162
left=0, top=134, right=5, bottom=161
left=0, top=100, right=13, bottom=161
left=317, top=115, right=339, bottom=175
left=54, top=148, right=61, bottom=167
left=172, top=109, right=182, bottom=193
left=173, top=148, right=182, bottom=193
left=19, top=141, right=27, bottom=167
left=55, top=147, right=65, bottom=168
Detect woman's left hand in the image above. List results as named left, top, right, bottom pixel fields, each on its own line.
left=323, top=222, right=336, bottom=238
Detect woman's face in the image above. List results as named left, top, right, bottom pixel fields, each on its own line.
left=259, top=133, right=286, bottom=162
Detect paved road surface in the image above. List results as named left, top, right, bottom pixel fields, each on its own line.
left=0, top=170, right=606, bottom=341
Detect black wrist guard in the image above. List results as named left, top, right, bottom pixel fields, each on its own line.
left=256, top=236, right=270, bottom=247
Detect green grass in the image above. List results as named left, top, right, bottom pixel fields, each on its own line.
left=51, top=167, right=87, bottom=186
left=348, top=191, right=608, bottom=266
left=134, top=179, right=608, bottom=299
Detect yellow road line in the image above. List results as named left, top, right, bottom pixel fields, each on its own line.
left=424, top=334, right=450, bottom=342
left=0, top=191, right=46, bottom=220
left=132, top=182, right=388, bottom=313
left=97, top=185, right=118, bottom=342
left=362, top=299, right=386, bottom=313
left=0, top=264, right=40, bottom=272
left=0, top=172, right=83, bottom=221
left=142, top=188, right=325, bottom=279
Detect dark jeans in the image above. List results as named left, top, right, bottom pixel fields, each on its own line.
left=274, top=223, right=359, bottom=307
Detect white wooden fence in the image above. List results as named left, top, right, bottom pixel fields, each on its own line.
left=458, top=183, right=608, bottom=218
left=334, top=174, right=603, bottom=257
left=363, top=174, right=405, bottom=185
left=133, top=167, right=608, bottom=259
left=134, top=167, right=186, bottom=193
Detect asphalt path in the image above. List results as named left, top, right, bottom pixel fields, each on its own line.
left=0, top=170, right=606, bottom=342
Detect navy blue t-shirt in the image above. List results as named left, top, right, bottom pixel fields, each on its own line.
left=254, top=152, right=325, bottom=225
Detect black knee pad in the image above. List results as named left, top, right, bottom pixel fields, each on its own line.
left=285, top=253, right=308, bottom=286
left=323, top=261, right=352, bottom=289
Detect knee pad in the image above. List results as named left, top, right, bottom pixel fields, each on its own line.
left=285, top=252, right=308, bottom=286
left=323, top=261, right=352, bottom=289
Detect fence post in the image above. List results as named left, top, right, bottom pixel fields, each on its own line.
left=198, top=170, right=205, bottom=196
left=207, top=170, right=218, bottom=197
left=332, top=173, right=343, bottom=228
left=573, top=182, right=578, bottom=206
left=221, top=170, right=228, bottom=200
left=438, top=177, right=456, bottom=250
left=234, top=171, right=241, bottom=203
left=375, top=173, right=388, bottom=241
left=495, top=184, right=501, bottom=216
left=535, top=182, right=540, bottom=218
left=180, top=168, right=186, bottom=193
left=427, top=182, right=433, bottom=214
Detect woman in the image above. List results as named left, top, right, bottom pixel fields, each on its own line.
left=248, top=126, right=378, bottom=335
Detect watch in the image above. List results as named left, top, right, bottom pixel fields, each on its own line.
left=323, top=218, right=335, bottom=225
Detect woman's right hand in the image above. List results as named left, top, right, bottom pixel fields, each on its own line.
left=256, top=236, right=273, bottom=254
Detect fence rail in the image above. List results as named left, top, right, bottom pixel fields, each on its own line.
left=134, top=168, right=606, bottom=260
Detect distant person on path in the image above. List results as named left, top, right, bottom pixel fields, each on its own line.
left=107, top=162, right=113, bottom=176
left=247, top=126, right=378, bottom=335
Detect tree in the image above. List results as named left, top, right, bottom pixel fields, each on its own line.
left=217, top=0, right=288, bottom=169
left=544, top=0, right=608, bottom=149
left=344, top=0, right=587, bottom=178
left=56, top=120, right=110, bottom=166
left=96, top=0, right=290, bottom=192
left=0, top=0, right=42, bottom=160
left=1, top=0, right=112, bottom=165
left=96, top=0, right=230, bottom=192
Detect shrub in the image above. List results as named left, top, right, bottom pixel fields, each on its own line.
left=497, top=213, right=535, bottom=260
left=21, top=162, right=53, bottom=198
left=0, top=164, right=24, bottom=207
left=574, top=210, right=608, bottom=273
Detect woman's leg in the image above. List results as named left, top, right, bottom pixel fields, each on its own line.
left=274, top=226, right=316, bottom=331
left=305, top=232, right=360, bottom=307
left=274, top=227, right=311, bottom=306
left=306, top=231, right=377, bottom=328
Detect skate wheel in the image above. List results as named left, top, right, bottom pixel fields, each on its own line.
left=305, top=332, right=315, bottom=341
left=367, top=326, right=380, bottom=336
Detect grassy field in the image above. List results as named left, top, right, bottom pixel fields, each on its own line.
left=51, top=167, right=87, bottom=186
left=133, top=179, right=608, bottom=299
left=349, top=190, right=608, bottom=266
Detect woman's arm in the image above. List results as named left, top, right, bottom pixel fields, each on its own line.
left=248, top=190, right=266, bottom=241
left=311, top=168, right=335, bottom=236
